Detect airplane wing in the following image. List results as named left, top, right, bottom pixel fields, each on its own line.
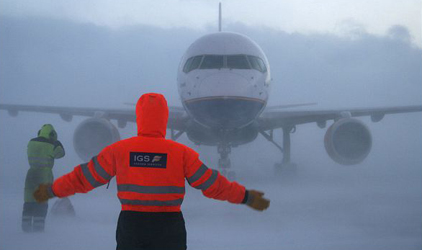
left=0, top=103, right=189, bottom=130
left=258, top=105, right=422, bottom=131
left=264, top=103, right=317, bottom=110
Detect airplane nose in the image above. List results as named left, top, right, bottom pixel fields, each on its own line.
left=198, top=72, right=253, bottom=96
left=184, top=72, right=264, bottom=129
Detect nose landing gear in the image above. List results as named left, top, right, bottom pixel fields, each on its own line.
left=217, top=143, right=236, bottom=180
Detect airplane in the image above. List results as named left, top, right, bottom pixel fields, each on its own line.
left=1, top=4, right=421, bottom=179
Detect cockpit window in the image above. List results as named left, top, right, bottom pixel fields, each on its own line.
left=190, top=56, right=202, bottom=72
left=183, top=57, right=194, bottom=73
left=227, top=55, right=250, bottom=69
left=200, top=55, right=224, bottom=69
left=247, top=56, right=267, bottom=73
left=257, top=57, right=267, bottom=73
left=183, top=54, right=267, bottom=73
left=183, top=56, right=203, bottom=73
left=247, top=56, right=261, bottom=72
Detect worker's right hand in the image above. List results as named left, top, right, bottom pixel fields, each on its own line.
left=246, top=190, right=270, bottom=211
left=33, top=184, right=55, bottom=203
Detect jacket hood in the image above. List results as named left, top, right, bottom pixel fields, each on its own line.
left=38, top=124, right=57, bottom=141
left=136, top=93, right=168, bottom=138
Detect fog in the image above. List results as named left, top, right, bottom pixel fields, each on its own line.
left=0, top=16, right=421, bottom=250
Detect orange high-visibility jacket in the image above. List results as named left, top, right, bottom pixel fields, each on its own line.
left=52, top=93, right=246, bottom=212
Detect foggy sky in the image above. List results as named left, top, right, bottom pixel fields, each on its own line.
left=1, top=0, right=420, bottom=47
left=0, top=15, right=421, bottom=250
left=0, top=16, right=421, bottom=108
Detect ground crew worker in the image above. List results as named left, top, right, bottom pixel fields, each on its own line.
left=23, top=124, right=65, bottom=232
left=34, top=93, right=270, bottom=249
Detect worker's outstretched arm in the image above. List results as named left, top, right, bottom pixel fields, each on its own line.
left=34, top=146, right=116, bottom=202
left=184, top=147, right=270, bottom=211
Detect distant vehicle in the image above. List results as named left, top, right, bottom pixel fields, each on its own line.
left=1, top=4, right=421, bottom=178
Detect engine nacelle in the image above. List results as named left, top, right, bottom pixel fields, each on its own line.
left=324, top=118, right=372, bottom=165
left=73, top=118, right=120, bottom=161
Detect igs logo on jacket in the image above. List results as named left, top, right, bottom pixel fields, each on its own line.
left=129, top=152, right=167, bottom=168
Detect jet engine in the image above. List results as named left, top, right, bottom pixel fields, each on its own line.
left=73, top=118, right=120, bottom=161
left=324, top=118, right=372, bottom=165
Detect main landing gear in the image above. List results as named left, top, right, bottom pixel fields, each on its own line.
left=260, top=126, right=297, bottom=172
left=217, top=143, right=236, bottom=180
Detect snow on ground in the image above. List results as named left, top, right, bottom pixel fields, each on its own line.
left=0, top=114, right=421, bottom=250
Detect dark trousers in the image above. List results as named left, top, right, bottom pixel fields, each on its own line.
left=22, top=202, right=48, bottom=232
left=116, top=211, right=187, bottom=250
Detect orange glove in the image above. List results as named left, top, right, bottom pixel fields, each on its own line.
left=246, top=190, right=270, bottom=211
left=33, top=184, right=55, bottom=203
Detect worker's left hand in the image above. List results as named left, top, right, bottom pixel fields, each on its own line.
left=33, top=184, right=55, bottom=203
left=246, top=190, right=270, bottom=211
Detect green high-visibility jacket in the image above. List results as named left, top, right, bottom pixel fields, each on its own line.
left=24, top=124, right=65, bottom=202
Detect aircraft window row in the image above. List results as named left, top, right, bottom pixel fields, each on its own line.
left=183, top=55, right=267, bottom=73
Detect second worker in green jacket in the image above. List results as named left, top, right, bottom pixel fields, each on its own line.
left=22, top=124, right=65, bottom=232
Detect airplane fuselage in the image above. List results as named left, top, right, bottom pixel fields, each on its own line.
left=177, top=32, right=271, bottom=129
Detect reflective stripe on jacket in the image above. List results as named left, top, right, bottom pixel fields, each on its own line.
left=52, top=93, right=246, bottom=212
